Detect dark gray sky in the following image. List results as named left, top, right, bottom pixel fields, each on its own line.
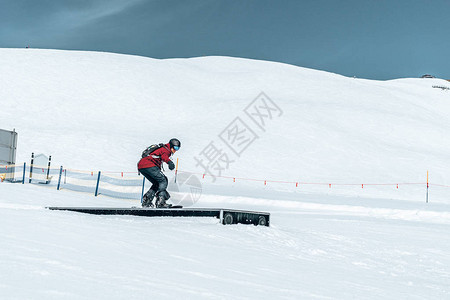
left=1, top=0, right=449, bottom=80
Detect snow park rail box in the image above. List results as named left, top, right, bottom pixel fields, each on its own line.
left=46, top=207, right=270, bottom=226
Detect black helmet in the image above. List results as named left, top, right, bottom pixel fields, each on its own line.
left=169, top=138, right=181, bottom=150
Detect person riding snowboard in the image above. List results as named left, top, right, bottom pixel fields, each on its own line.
left=138, top=138, right=181, bottom=208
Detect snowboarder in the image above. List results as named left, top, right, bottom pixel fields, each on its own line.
left=138, top=138, right=181, bottom=208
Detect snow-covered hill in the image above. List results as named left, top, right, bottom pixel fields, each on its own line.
left=1, top=49, right=450, bottom=299
left=2, top=48, right=450, bottom=201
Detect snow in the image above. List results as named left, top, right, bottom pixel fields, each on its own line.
left=1, top=48, right=450, bottom=298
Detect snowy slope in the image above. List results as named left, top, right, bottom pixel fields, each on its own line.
left=1, top=49, right=450, bottom=299
left=2, top=182, right=450, bottom=299
left=2, top=49, right=450, bottom=189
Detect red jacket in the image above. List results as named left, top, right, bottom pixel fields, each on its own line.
left=138, top=143, right=172, bottom=170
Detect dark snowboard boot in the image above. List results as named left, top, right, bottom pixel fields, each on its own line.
left=155, top=195, right=172, bottom=208
left=142, top=190, right=156, bottom=208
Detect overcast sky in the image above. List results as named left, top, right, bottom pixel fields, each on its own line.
left=1, top=0, right=449, bottom=80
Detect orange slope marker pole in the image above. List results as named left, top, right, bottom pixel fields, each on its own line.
left=174, top=158, right=179, bottom=183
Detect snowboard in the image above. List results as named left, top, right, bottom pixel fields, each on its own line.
left=136, top=205, right=183, bottom=209
left=168, top=205, right=183, bottom=209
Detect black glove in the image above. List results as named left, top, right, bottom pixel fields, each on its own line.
left=168, top=160, right=175, bottom=170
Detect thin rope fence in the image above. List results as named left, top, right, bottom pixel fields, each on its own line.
left=1, top=163, right=448, bottom=202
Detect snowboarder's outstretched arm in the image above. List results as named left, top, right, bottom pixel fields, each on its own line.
left=160, top=150, right=175, bottom=170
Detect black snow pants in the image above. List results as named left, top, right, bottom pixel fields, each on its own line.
left=139, top=166, right=170, bottom=200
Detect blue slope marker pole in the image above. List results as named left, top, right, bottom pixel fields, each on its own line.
left=22, top=162, right=26, bottom=184
left=95, top=171, right=101, bottom=196
left=141, top=177, right=145, bottom=204
left=57, top=166, right=63, bottom=190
